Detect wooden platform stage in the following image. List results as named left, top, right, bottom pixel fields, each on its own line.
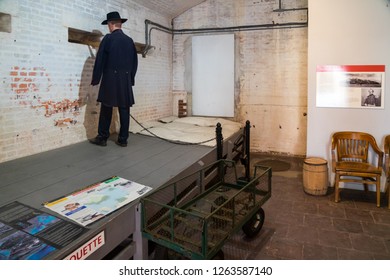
left=0, top=130, right=243, bottom=260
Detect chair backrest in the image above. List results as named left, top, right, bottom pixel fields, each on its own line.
left=331, top=131, right=382, bottom=164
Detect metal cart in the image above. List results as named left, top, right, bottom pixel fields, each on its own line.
left=141, top=159, right=272, bottom=259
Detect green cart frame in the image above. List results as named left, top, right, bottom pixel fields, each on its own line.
left=141, top=159, right=272, bottom=259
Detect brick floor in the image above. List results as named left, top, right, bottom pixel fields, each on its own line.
left=226, top=153, right=390, bottom=260
left=150, top=153, right=390, bottom=260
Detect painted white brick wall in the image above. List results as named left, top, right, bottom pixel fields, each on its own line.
left=0, top=0, right=173, bottom=163
left=0, top=0, right=308, bottom=163
left=173, top=0, right=308, bottom=156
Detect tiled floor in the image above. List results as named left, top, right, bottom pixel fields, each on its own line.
left=222, top=153, right=390, bottom=260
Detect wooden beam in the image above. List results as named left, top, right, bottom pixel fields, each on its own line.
left=68, top=27, right=150, bottom=55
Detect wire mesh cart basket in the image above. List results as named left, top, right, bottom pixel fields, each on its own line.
left=141, top=159, right=272, bottom=259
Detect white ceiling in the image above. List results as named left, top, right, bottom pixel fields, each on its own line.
left=132, top=0, right=206, bottom=19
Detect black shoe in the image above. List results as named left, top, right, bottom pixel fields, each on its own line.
left=89, top=136, right=107, bottom=146
left=115, top=140, right=127, bottom=147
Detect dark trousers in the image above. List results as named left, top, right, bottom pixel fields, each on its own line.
left=98, top=103, right=130, bottom=143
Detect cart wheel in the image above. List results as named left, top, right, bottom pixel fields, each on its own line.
left=242, top=208, right=265, bottom=238
left=212, top=250, right=225, bottom=260
left=153, top=244, right=169, bottom=260
left=148, top=240, right=157, bottom=256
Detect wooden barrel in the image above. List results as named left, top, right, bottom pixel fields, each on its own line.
left=303, top=157, right=328, bottom=195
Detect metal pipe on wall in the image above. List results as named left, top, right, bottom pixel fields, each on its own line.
left=274, top=0, right=307, bottom=12
left=143, top=7, right=308, bottom=56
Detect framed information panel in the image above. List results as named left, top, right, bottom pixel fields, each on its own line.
left=316, top=65, right=385, bottom=109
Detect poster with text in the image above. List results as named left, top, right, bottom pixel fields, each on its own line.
left=44, top=176, right=152, bottom=226
left=316, top=65, right=385, bottom=108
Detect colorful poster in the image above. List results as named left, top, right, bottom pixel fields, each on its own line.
left=0, top=202, right=86, bottom=260
left=0, top=222, right=56, bottom=260
left=316, top=65, right=385, bottom=108
left=44, top=176, right=152, bottom=226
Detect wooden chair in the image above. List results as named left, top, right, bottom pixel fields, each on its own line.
left=384, top=135, right=390, bottom=209
left=331, top=131, right=383, bottom=207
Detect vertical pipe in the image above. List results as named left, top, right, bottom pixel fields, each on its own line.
left=245, top=120, right=251, bottom=181
left=216, top=122, right=223, bottom=160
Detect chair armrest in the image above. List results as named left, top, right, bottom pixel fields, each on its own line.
left=369, top=139, right=384, bottom=168
left=385, top=136, right=390, bottom=177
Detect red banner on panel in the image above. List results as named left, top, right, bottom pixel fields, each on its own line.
left=316, top=65, right=385, bottom=72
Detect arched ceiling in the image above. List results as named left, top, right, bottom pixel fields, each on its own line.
left=131, top=0, right=206, bottom=19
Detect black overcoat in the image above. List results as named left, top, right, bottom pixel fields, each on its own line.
left=91, top=29, right=138, bottom=108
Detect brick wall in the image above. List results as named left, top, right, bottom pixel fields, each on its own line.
left=0, top=0, right=172, bottom=163
left=0, top=0, right=308, bottom=163
left=173, top=0, right=308, bottom=156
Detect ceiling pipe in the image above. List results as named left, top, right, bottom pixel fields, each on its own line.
left=143, top=7, right=308, bottom=57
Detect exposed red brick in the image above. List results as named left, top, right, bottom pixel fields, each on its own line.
left=15, top=88, right=28, bottom=94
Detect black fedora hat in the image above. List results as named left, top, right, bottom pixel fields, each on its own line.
left=101, top=11, right=127, bottom=25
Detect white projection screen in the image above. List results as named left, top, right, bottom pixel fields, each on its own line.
left=192, top=34, right=235, bottom=117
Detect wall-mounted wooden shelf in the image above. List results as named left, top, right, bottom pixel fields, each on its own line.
left=68, top=27, right=151, bottom=56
